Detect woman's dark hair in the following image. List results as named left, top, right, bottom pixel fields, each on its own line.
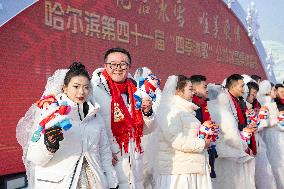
left=104, top=47, right=132, bottom=65
left=176, top=75, right=190, bottom=91
left=64, top=62, right=90, bottom=85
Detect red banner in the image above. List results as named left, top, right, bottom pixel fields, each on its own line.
left=0, top=0, right=266, bottom=175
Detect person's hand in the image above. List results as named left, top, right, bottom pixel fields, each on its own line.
left=247, top=122, right=257, bottom=132
left=44, top=126, right=64, bottom=153
left=112, top=153, right=118, bottom=166
left=141, top=98, right=153, bottom=115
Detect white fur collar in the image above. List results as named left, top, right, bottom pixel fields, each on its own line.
left=58, top=93, right=100, bottom=119
left=173, top=95, right=199, bottom=113
left=217, top=90, right=239, bottom=123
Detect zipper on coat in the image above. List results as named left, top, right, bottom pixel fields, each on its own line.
left=69, top=110, right=84, bottom=189
left=69, top=158, right=80, bottom=189
left=128, top=155, right=132, bottom=186
left=78, top=104, right=82, bottom=121
left=68, top=125, right=84, bottom=189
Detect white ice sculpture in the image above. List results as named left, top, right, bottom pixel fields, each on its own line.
left=246, top=2, right=260, bottom=44
left=266, top=49, right=275, bottom=77
left=227, top=0, right=235, bottom=8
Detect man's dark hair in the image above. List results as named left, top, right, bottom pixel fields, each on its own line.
left=275, top=84, right=284, bottom=90
left=190, top=75, right=207, bottom=85
left=247, top=81, right=259, bottom=92
left=251, top=75, right=261, bottom=82
left=225, top=74, right=244, bottom=89
left=104, top=47, right=132, bottom=65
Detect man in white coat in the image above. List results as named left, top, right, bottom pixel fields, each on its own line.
left=208, top=74, right=256, bottom=189
left=91, top=47, right=155, bottom=189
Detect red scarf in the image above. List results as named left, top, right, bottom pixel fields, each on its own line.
left=250, top=132, right=257, bottom=155
left=253, top=99, right=261, bottom=112
left=102, top=70, right=144, bottom=153
left=192, top=95, right=211, bottom=122
left=229, top=93, right=246, bottom=125
left=229, top=93, right=257, bottom=155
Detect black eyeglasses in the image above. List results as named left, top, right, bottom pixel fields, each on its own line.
left=105, top=61, right=129, bottom=70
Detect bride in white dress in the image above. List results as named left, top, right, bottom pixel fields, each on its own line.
left=155, top=75, right=212, bottom=189
left=257, top=80, right=284, bottom=189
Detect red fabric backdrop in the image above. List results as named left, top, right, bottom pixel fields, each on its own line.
left=0, top=0, right=266, bottom=175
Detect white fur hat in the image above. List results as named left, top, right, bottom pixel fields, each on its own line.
left=259, top=80, right=272, bottom=95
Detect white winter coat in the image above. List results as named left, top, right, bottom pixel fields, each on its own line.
left=26, top=93, right=118, bottom=189
left=157, top=95, right=207, bottom=175
left=208, top=90, right=256, bottom=189
left=91, top=68, right=156, bottom=189
left=258, top=96, right=284, bottom=189
left=246, top=96, right=277, bottom=189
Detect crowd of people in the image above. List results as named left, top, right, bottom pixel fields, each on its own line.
left=16, top=47, right=284, bottom=189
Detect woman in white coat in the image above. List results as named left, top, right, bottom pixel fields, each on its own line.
left=155, top=75, right=212, bottom=189
left=18, top=62, right=118, bottom=189
left=257, top=80, right=284, bottom=189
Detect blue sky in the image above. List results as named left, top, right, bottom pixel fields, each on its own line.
left=237, top=0, right=284, bottom=83
left=0, top=0, right=36, bottom=26
left=237, top=0, right=284, bottom=44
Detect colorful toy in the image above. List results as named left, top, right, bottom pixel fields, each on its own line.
left=240, top=127, right=254, bottom=145
left=133, top=74, right=160, bottom=109
left=31, top=95, right=72, bottom=142
left=258, top=106, right=270, bottom=127
left=198, top=120, right=219, bottom=150
left=198, top=120, right=219, bottom=178
left=278, top=111, right=284, bottom=126
left=246, top=109, right=258, bottom=125
left=198, top=120, right=218, bottom=139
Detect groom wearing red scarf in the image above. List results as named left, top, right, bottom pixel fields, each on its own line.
left=190, top=75, right=219, bottom=178
left=226, top=74, right=257, bottom=156
left=91, top=48, right=155, bottom=189
left=190, top=75, right=211, bottom=123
